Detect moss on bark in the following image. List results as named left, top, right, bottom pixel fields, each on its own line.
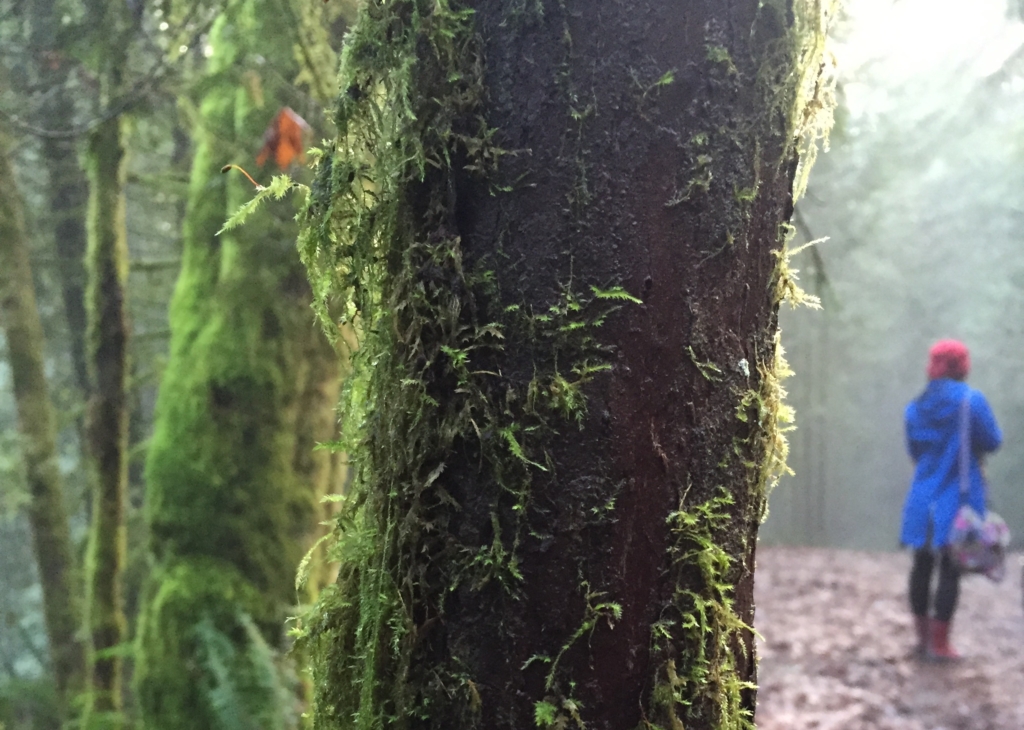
left=83, top=111, right=131, bottom=729
left=0, top=127, right=85, bottom=715
left=134, top=1, right=341, bottom=726
left=298, top=1, right=836, bottom=729
left=79, top=0, right=135, bottom=722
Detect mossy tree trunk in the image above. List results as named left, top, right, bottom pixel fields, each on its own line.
left=0, top=127, right=85, bottom=716
left=133, top=1, right=342, bottom=727
left=82, top=0, right=133, bottom=723
left=299, top=2, right=833, bottom=729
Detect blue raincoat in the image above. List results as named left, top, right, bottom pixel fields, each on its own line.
left=900, top=378, right=1002, bottom=548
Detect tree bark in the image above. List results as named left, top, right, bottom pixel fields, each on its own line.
left=0, top=127, right=85, bottom=714
left=25, top=0, right=92, bottom=396
left=82, top=111, right=131, bottom=726
left=81, top=0, right=134, bottom=719
left=300, top=1, right=833, bottom=729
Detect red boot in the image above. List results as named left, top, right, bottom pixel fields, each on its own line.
left=927, top=618, right=962, bottom=662
left=913, top=615, right=930, bottom=657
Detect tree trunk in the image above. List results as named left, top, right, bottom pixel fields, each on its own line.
left=44, top=125, right=92, bottom=399
left=299, top=1, right=833, bottom=729
left=80, top=0, right=136, bottom=720
left=26, top=0, right=92, bottom=396
left=82, top=111, right=131, bottom=726
left=0, top=127, right=85, bottom=714
left=133, top=1, right=342, bottom=726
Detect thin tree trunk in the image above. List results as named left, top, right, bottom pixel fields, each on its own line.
left=299, top=1, right=834, bottom=729
left=0, top=127, right=85, bottom=714
left=80, top=0, right=134, bottom=721
left=44, top=134, right=92, bottom=398
left=26, top=0, right=92, bottom=396
left=82, top=112, right=130, bottom=726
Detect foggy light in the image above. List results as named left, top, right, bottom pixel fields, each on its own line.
left=203, top=44, right=214, bottom=58
left=159, top=21, right=169, bottom=31
left=179, top=45, right=189, bottom=54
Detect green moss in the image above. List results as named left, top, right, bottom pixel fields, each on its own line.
left=295, top=2, right=838, bottom=729
left=136, top=0, right=336, bottom=726
left=640, top=491, right=756, bottom=730
left=293, top=2, right=640, bottom=727
left=753, top=0, right=840, bottom=198
left=706, top=45, right=738, bottom=75
left=134, top=559, right=285, bottom=729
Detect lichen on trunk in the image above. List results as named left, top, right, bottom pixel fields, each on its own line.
left=298, top=1, right=836, bottom=729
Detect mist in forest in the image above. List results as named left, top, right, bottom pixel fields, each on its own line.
left=763, top=0, right=1024, bottom=549
left=6, top=0, right=1019, bottom=726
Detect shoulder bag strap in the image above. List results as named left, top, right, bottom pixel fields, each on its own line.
left=959, top=392, right=971, bottom=501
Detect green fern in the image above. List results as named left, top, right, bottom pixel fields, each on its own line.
left=195, top=612, right=297, bottom=730
left=588, top=285, right=642, bottom=304
left=217, top=174, right=309, bottom=235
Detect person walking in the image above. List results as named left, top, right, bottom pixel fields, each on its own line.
left=900, top=339, right=1002, bottom=661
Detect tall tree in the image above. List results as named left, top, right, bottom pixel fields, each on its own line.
left=25, top=0, right=91, bottom=396
left=298, top=1, right=834, bottom=729
left=133, top=0, right=344, bottom=726
left=81, top=0, right=134, bottom=722
left=0, top=126, right=85, bottom=716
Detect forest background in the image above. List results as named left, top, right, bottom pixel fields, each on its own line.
left=0, top=0, right=361, bottom=723
left=2, top=0, right=1020, bottom=727
left=763, top=0, right=1024, bottom=548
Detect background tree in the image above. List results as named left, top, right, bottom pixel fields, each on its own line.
left=24, top=0, right=91, bottom=398
left=1, top=0, right=350, bottom=723
left=0, top=123, right=85, bottom=718
left=298, top=1, right=835, bottom=729
left=762, top=0, right=1024, bottom=549
left=80, top=0, right=138, bottom=721
left=133, top=0, right=350, bottom=726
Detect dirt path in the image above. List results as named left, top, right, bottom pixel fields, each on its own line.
left=754, top=547, right=1024, bottom=730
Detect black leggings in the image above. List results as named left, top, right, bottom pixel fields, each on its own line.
left=909, top=548, right=960, bottom=622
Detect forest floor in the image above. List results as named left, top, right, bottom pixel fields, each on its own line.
left=754, top=547, right=1024, bottom=730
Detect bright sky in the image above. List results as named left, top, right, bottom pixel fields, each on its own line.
left=837, top=0, right=1024, bottom=120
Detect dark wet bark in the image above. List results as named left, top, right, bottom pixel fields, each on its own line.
left=431, top=4, right=794, bottom=727
left=80, top=0, right=134, bottom=719
left=82, top=112, right=131, bottom=726
left=0, top=127, right=85, bottom=714
left=304, top=1, right=825, bottom=729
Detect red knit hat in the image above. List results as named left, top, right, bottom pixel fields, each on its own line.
left=927, top=339, right=970, bottom=380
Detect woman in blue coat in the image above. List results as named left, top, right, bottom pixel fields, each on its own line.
left=900, top=339, right=1002, bottom=660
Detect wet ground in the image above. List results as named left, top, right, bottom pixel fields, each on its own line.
left=754, top=547, right=1024, bottom=730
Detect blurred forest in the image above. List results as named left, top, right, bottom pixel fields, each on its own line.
left=0, top=0, right=358, bottom=724
left=763, top=0, right=1024, bottom=549
left=9, top=0, right=1007, bottom=726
